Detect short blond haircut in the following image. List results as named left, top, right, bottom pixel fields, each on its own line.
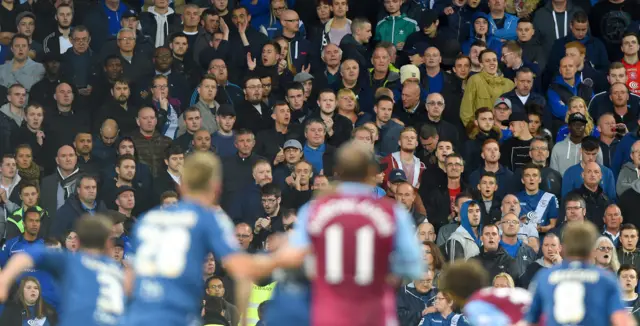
left=493, top=273, right=515, bottom=288
left=182, top=152, right=221, bottom=192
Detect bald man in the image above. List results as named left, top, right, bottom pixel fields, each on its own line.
left=565, top=162, right=613, bottom=229
left=278, top=9, right=311, bottom=75
left=395, top=82, right=422, bottom=127
left=92, top=119, right=120, bottom=165
left=40, top=145, right=82, bottom=223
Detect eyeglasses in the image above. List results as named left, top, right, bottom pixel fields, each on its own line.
left=427, top=101, right=444, bottom=106
left=262, top=84, right=272, bottom=88
left=208, top=284, right=224, bottom=290
left=597, top=246, right=613, bottom=252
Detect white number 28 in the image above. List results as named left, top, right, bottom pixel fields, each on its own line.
left=135, top=225, right=191, bottom=278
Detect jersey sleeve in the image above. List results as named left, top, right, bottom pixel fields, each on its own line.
left=289, top=203, right=311, bottom=249
left=390, top=205, right=425, bottom=280
left=26, top=246, right=67, bottom=279
left=0, top=240, right=11, bottom=267
left=203, top=209, right=241, bottom=260
left=523, top=274, right=542, bottom=323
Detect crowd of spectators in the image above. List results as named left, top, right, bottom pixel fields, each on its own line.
left=2, top=0, right=640, bottom=324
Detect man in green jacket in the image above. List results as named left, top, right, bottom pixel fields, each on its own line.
left=6, top=182, right=50, bottom=241
left=375, top=0, right=419, bottom=50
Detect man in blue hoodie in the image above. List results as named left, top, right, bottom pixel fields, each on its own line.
left=546, top=56, right=593, bottom=133
left=446, top=200, right=483, bottom=261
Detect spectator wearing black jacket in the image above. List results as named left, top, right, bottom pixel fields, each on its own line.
left=253, top=183, right=286, bottom=244
left=515, top=18, right=546, bottom=72
left=474, top=172, right=504, bottom=226
left=589, top=62, right=640, bottom=123
left=499, top=68, right=546, bottom=114
left=463, top=107, right=501, bottom=174
left=50, top=174, right=108, bottom=238
left=281, top=160, right=314, bottom=210
left=0, top=84, right=27, bottom=158
left=472, top=224, right=519, bottom=280
left=112, top=28, right=154, bottom=84
left=422, top=93, right=459, bottom=148
left=89, top=55, right=126, bottom=110
left=135, top=47, right=191, bottom=107
left=220, top=130, right=265, bottom=211
left=235, top=76, right=273, bottom=134
left=307, top=89, right=353, bottom=148
left=228, top=160, right=272, bottom=225
left=339, top=18, right=372, bottom=71
left=45, top=83, right=92, bottom=155
left=154, top=145, right=183, bottom=203
left=42, top=4, right=73, bottom=56
left=100, top=154, right=152, bottom=214
left=29, top=53, right=62, bottom=110
left=312, top=43, right=342, bottom=92
left=73, top=131, right=101, bottom=177
left=255, top=101, right=303, bottom=164
left=59, top=26, right=98, bottom=98
left=139, top=0, right=182, bottom=47
left=424, top=153, right=470, bottom=232
left=94, top=78, right=139, bottom=135
left=519, top=233, right=563, bottom=288
left=565, top=162, right=613, bottom=229
left=499, top=110, right=534, bottom=171
left=169, top=32, right=201, bottom=88
left=618, top=224, right=640, bottom=272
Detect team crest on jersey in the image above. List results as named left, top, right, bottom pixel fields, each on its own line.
left=631, top=71, right=638, bottom=79
left=540, top=199, right=548, bottom=206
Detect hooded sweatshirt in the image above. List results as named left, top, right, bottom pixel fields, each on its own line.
left=550, top=137, right=603, bottom=175
left=461, top=12, right=504, bottom=56
left=147, top=6, right=176, bottom=47
left=0, top=103, right=24, bottom=127
left=447, top=201, right=482, bottom=261
left=617, top=162, right=640, bottom=196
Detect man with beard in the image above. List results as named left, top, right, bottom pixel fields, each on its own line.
left=447, top=200, right=482, bottom=261
left=235, top=75, right=271, bottom=134
left=380, top=127, right=426, bottom=190
left=100, top=153, right=151, bottom=214
left=29, top=53, right=61, bottom=109
left=42, top=4, right=73, bottom=56
left=463, top=107, right=501, bottom=173
left=253, top=183, right=285, bottom=245
left=89, top=55, right=125, bottom=106
left=190, top=130, right=213, bottom=153
left=307, top=89, right=352, bottom=147
left=94, top=78, right=138, bottom=134
left=73, top=131, right=100, bottom=177
left=169, top=33, right=200, bottom=88
left=255, top=101, right=302, bottom=164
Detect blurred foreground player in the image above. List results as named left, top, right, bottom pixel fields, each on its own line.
left=0, top=215, right=124, bottom=326
left=268, top=141, right=425, bottom=326
left=439, top=260, right=532, bottom=326
left=121, top=152, right=276, bottom=326
left=525, top=222, right=636, bottom=326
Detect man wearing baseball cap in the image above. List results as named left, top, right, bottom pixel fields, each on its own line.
left=404, top=9, right=460, bottom=68
left=293, top=72, right=314, bottom=102
left=500, top=111, right=534, bottom=171
left=551, top=112, right=603, bottom=175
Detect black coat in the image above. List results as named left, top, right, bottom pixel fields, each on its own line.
left=472, top=246, right=520, bottom=280
left=220, top=153, right=265, bottom=212
left=255, top=125, right=304, bottom=164
left=50, top=195, right=108, bottom=239
left=306, top=111, right=353, bottom=148
left=564, top=185, right=612, bottom=230
left=154, top=170, right=179, bottom=204
left=0, top=300, right=58, bottom=326
left=234, top=100, right=273, bottom=135
left=93, top=99, right=139, bottom=135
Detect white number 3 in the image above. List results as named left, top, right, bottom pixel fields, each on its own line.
left=554, top=281, right=586, bottom=324
left=135, top=226, right=191, bottom=278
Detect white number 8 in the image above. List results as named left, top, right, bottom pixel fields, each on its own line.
left=135, top=225, right=191, bottom=278
left=553, top=281, right=586, bottom=324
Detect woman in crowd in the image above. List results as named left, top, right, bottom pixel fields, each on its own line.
left=527, top=104, right=554, bottom=146
left=556, top=96, right=598, bottom=142
left=418, top=292, right=464, bottom=326
left=336, top=89, right=373, bottom=127
left=0, top=276, right=57, bottom=325
left=15, top=144, right=42, bottom=186
left=594, top=236, right=620, bottom=273
left=492, top=272, right=516, bottom=288
left=424, top=241, right=446, bottom=286
left=64, top=230, right=79, bottom=252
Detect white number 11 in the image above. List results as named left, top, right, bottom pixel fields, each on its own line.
left=324, top=224, right=375, bottom=285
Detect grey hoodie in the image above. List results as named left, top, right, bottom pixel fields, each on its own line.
left=0, top=103, right=24, bottom=127
left=532, top=0, right=580, bottom=53
left=550, top=137, right=603, bottom=175
left=617, top=162, right=639, bottom=196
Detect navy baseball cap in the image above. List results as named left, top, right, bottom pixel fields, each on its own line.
left=389, top=169, right=408, bottom=183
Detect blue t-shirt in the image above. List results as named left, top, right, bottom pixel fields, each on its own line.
left=516, top=190, right=559, bottom=227
left=22, top=306, right=51, bottom=326
left=426, top=72, right=444, bottom=95
left=303, top=143, right=326, bottom=175
left=499, top=239, right=522, bottom=258
left=27, top=248, right=123, bottom=326
left=525, top=261, right=626, bottom=326
left=121, top=202, right=240, bottom=326
left=103, top=2, right=127, bottom=36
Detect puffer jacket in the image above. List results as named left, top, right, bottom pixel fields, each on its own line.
left=460, top=71, right=515, bottom=127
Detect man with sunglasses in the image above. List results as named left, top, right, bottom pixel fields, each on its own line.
left=499, top=212, right=536, bottom=277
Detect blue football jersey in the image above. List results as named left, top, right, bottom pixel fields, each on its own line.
left=122, top=202, right=240, bottom=326
left=525, top=260, right=626, bottom=326
left=27, top=247, right=124, bottom=326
